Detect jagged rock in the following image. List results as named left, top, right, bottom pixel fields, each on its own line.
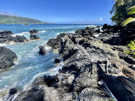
left=10, top=35, right=28, bottom=42
left=78, top=87, right=112, bottom=101
left=43, top=75, right=59, bottom=87
left=47, top=38, right=60, bottom=49
left=14, top=35, right=27, bottom=42
left=119, top=52, right=135, bottom=64
left=9, top=88, right=17, bottom=95
left=0, top=31, right=28, bottom=43
left=102, top=75, right=135, bottom=101
left=0, top=30, right=13, bottom=36
left=47, top=33, right=66, bottom=49
left=14, top=25, right=135, bottom=101
left=45, top=30, right=135, bottom=101
left=14, top=86, right=44, bottom=101
left=54, top=58, right=61, bottom=64
left=0, top=47, right=17, bottom=70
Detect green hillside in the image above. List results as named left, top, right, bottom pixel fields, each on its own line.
left=0, top=14, right=47, bottom=24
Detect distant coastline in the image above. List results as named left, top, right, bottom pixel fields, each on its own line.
left=0, top=14, right=47, bottom=24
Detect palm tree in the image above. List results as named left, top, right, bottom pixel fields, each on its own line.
left=111, top=0, right=135, bottom=25
left=122, top=5, right=135, bottom=26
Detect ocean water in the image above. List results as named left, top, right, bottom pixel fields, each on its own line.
left=0, top=24, right=89, bottom=91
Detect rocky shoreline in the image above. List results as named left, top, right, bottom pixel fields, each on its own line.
left=0, top=29, right=42, bottom=72
left=0, top=31, right=28, bottom=44
left=0, top=29, right=41, bottom=45
left=2, top=25, right=135, bottom=101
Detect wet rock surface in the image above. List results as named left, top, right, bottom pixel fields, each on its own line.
left=14, top=87, right=44, bottom=101
left=39, top=46, right=46, bottom=55
left=9, top=88, right=18, bottom=95
left=0, top=47, right=17, bottom=70
left=54, top=58, right=61, bottom=64
left=12, top=25, right=135, bottom=101
left=0, top=31, right=28, bottom=43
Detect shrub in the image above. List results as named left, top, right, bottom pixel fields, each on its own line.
left=126, top=40, right=135, bottom=58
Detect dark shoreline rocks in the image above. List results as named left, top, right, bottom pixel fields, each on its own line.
left=39, top=46, right=46, bottom=55
left=12, top=25, right=135, bottom=101
left=0, top=30, right=28, bottom=44
left=54, top=58, right=61, bottom=64
left=0, top=47, right=17, bottom=70
left=9, top=88, right=18, bottom=95
left=0, top=29, right=42, bottom=44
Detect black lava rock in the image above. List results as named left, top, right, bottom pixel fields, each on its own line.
left=9, top=88, right=17, bottom=95
left=39, top=46, right=46, bottom=55
left=54, top=58, right=61, bottom=64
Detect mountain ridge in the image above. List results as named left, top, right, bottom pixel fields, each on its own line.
left=0, top=14, right=47, bottom=24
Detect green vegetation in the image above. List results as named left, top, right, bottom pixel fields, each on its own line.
left=122, top=17, right=135, bottom=26
left=111, top=0, right=135, bottom=25
left=122, top=6, right=135, bottom=26
left=111, top=0, right=135, bottom=58
left=125, top=40, right=135, bottom=58
left=122, top=5, right=135, bottom=26
left=0, top=14, right=47, bottom=24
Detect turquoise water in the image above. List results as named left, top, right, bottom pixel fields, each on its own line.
left=0, top=24, right=89, bottom=90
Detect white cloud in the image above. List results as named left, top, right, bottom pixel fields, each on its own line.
left=99, top=17, right=103, bottom=21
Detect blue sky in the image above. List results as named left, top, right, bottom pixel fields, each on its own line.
left=0, top=0, right=114, bottom=24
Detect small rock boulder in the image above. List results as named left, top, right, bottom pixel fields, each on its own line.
left=9, top=35, right=28, bottom=42
left=0, top=47, right=17, bottom=70
left=0, top=31, right=28, bottom=43
left=9, top=88, right=17, bottom=95
left=54, top=58, right=61, bottom=64
left=0, top=31, right=13, bottom=37
left=43, top=75, right=59, bottom=87
left=39, top=46, right=46, bottom=55
left=14, top=86, right=44, bottom=101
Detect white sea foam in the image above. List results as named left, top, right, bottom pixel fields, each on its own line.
left=56, top=30, right=75, bottom=36
left=44, top=44, right=52, bottom=52
left=86, top=25, right=96, bottom=28
left=12, top=32, right=29, bottom=37
left=68, top=30, right=75, bottom=33
left=0, top=41, right=16, bottom=47
left=23, top=62, right=64, bottom=90
left=0, top=43, right=7, bottom=47
left=12, top=30, right=46, bottom=40
left=38, top=30, right=46, bottom=33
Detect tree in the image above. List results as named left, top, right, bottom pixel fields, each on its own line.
left=122, top=5, right=135, bottom=26
left=111, top=0, right=135, bottom=25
